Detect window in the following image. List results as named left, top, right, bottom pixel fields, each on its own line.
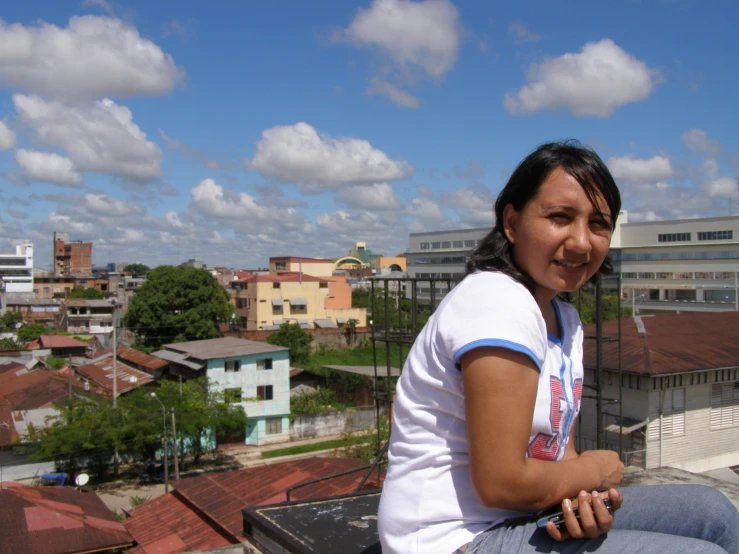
left=441, top=241, right=451, bottom=248
left=319, top=282, right=328, bottom=288
left=224, top=388, right=242, bottom=403
left=648, top=388, right=685, bottom=440
left=257, top=385, right=273, bottom=400
left=225, top=360, right=242, bottom=372
left=621, top=272, right=636, bottom=279
left=44, top=287, right=50, bottom=294
left=431, top=242, right=441, bottom=249
left=273, top=282, right=280, bottom=289
left=637, top=272, right=655, bottom=279
left=464, top=240, right=476, bottom=248
left=657, top=233, right=691, bottom=242
left=698, top=230, right=733, bottom=241
left=265, top=417, right=282, bottom=435
left=420, top=242, right=430, bottom=250
left=256, top=358, right=273, bottom=370
left=711, top=382, right=739, bottom=429
left=656, top=272, right=673, bottom=279
left=275, top=262, right=286, bottom=270
left=453, top=240, right=464, bottom=248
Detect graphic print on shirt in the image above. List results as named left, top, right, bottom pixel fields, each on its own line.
left=527, top=375, right=583, bottom=461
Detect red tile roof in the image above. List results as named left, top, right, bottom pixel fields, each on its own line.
left=39, top=336, right=88, bottom=349
left=583, top=311, right=739, bottom=375
left=124, top=492, right=233, bottom=554
left=172, top=457, right=377, bottom=539
left=76, top=357, right=154, bottom=395
left=237, top=272, right=330, bottom=284
left=0, top=486, right=133, bottom=554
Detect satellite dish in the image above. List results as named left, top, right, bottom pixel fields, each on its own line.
left=75, top=473, right=89, bottom=487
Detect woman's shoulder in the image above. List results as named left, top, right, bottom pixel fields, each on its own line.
left=455, top=271, right=536, bottom=304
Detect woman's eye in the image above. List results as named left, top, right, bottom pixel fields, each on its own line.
left=549, top=213, right=570, bottom=221
left=590, top=219, right=611, bottom=229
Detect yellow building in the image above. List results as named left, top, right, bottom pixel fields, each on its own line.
left=231, top=273, right=366, bottom=331
left=269, top=256, right=334, bottom=278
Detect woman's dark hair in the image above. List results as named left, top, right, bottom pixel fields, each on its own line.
left=465, top=140, right=621, bottom=294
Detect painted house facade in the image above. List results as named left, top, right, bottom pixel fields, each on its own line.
left=154, top=337, right=291, bottom=445
left=579, top=311, right=739, bottom=473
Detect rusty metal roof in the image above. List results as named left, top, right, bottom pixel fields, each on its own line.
left=116, top=345, right=169, bottom=372
left=75, top=357, right=154, bottom=395
left=39, top=336, right=88, bottom=349
left=164, top=337, right=287, bottom=361
left=583, top=311, right=739, bottom=375
left=0, top=486, right=133, bottom=554
left=124, top=492, right=234, bottom=554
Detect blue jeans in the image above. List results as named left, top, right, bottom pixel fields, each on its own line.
left=454, top=485, right=739, bottom=553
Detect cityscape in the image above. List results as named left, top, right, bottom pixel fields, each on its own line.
left=1, top=1, right=738, bottom=553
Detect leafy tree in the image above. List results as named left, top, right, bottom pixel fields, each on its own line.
left=46, top=356, right=68, bottom=370
left=0, top=311, right=23, bottom=332
left=68, top=286, right=105, bottom=300
left=266, top=322, right=314, bottom=366
left=17, top=324, right=51, bottom=342
left=123, top=266, right=233, bottom=349
left=0, top=337, right=24, bottom=352
left=124, top=263, right=151, bottom=278
left=570, top=290, right=630, bottom=325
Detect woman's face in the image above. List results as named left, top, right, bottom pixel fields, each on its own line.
left=503, top=167, right=613, bottom=303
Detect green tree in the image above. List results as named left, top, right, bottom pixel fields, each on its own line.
left=266, top=322, right=314, bottom=366
left=17, top=324, right=51, bottom=342
left=124, top=263, right=151, bottom=278
left=68, top=286, right=105, bottom=300
left=0, top=311, right=23, bottom=332
left=123, top=266, right=233, bottom=349
left=0, top=337, right=24, bottom=352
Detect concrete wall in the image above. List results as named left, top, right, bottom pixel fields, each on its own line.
left=290, top=407, right=380, bottom=440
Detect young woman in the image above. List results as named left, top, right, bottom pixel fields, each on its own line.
left=378, top=142, right=739, bottom=554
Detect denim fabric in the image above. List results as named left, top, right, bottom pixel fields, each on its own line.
left=453, top=485, right=739, bottom=554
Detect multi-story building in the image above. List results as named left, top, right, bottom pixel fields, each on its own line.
left=230, top=273, right=366, bottom=331
left=269, top=256, right=335, bottom=277
left=61, top=299, right=116, bottom=335
left=53, top=231, right=93, bottom=277
left=0, top=241, right=34, bottom=294
left=152, top=337, right=291, bottom=445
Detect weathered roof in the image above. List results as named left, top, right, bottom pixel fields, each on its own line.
left=271, top=256, right=334, bottom=264
left=583, top=311, right=739, bottom=375
left=173, top=457, right=375, bottom=540
left=0, top=486, right=133, bottom=554
left=151, top=349, right=205, bottom=371
left=0, top=361, right=25, bottom=375
left=0, top=368, right=80, bottom=412
left=124, top=492, right=233, bottom=554
left=315, top=319, right=338, bottom=329
left=324, top=365, right=402, bottom=378
left=64, top=299, right=114, bottom=308
left=164, top=337, right=288, bottom=361
left=39, top=335, right=88, bottom=349
left=76, top=357, right=154, bottom=395
left=5, top=298, right=61, bottom=306
left=237, top=272, right=330, bottom=284
left=116, top=345, right=169, bottom=372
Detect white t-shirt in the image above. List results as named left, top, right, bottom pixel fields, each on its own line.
left=378, top=271, right=584, bottom=554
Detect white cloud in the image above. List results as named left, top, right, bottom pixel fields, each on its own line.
left=14, top=149, right=82, bottom=186
left=248, top=122, right=412, bottom=192
left=316, top=209, right=397, bottom=237
left=705, top=177, right=738, bottom=198
left=83, top=192, right=144, bottom=217
left=0, top=120, right=15, bottom=149
left=110, top=228, right=146, bottom=243
left=508, top=22, right=540, bottom=43
left=343, top=0, right=460, bottom=79
left=701, top=159, right=719, bottom=179
left=504, top=39, right=657, bottom=117
left=365, top=77, right=420, bottom=109
left=47, top=212, right=95, bottom=236
left=681, top=128, right=721, bottom=156
left=337, top=183, right=401, bottom=210
left=441, top=184, right=494, bottom=226
left=607, top=155, right=674, bottom=183
left=0, top=16, right=183, bottom=101
left=14, top=94, right=162, bottom=183
left=416, top=184, right=432, bottom=197
left=406, top=197, right=444, bottom=221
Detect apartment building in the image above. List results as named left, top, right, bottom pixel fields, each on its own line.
left=62, top=299, right=116, bottom=335
left=0, top=241, right=34, bottom=294
left=53, top=231, right=93, bottom=277
left=269, top=256, right=335, bottom=277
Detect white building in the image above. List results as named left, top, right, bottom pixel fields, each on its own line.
left=0, top=241, right=34, bottom=294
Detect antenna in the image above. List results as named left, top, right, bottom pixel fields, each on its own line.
left=75, top=473, right=89, bottom=488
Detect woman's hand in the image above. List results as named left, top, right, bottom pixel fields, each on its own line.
left=545, top=488, right=623, bottom=542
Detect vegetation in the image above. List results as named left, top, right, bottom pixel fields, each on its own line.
left=570, top=289, right=631, bottom=325
left=352, top=287, right=429, bottom=331
left=289, top=388, right=351, bottom=422
left=261, top=433, right=374, bottom=459
left=45, top=356, right=68, bottom=370
left=68, top=287, right=104, bottom=300
left=17, top=324, right=52, bottom=342
left=26, top=378, right=247, bottom=479
left=129, top=495, right=151, bottom=508
left=0, top=337, right=24, bottom=352
left=123, top=263, right=151, bottom=278
left=0, top=311, right=22, bottom=332
left=124, top=266, right=233, bottom=349
left=267, top=322, right=314, bottom=366
left=332, top=421, right=390, bottom=463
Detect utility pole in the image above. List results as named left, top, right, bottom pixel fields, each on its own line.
left=171, top=408, right=180, bottom=480
left=112, top=317, right=118, bottom=408
left=162, top=436, right=169, bottom=493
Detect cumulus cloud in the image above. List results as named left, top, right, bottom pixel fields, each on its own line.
left=47, top=212, right=96, bottom=236
left=0, top=16, right=183, bottom=101
left=681, top=128, right=721, bottom=156
left=0, top=120, right=15, bottom=149
left=337, top=183, right=401, bottom=210
left=14, top=94, right=162, bottom=183
left=365, top=77, right=420, bottom=109
left=248, top=122, right=412, bottom=192
left=406, top=197, right=444, bottom=221
left=160, top=130, right=232, bottom=171
left=508, top=22, right=540, bottom=43
left=607, top=154, right=674, bottom=183
left=441, top=184, right=494, bottom=226
left=83, top=192, right=144, bottom=217
left=704, top=177, right=738, bottom=198
left=504, top=39, right=657, bottom=117
left=14, top=149, right=83, bottom=186
left=316, top=209, right=398, bottom=237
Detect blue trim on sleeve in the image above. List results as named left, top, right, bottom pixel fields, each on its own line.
left=548, top=298, right=565, bottom=345
left=453, top=339, right=543, bottom=372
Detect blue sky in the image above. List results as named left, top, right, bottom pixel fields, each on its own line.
left=0, top=0, right=737, bottom=270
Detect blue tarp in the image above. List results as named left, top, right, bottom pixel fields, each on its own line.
left=40, top=472, right=69, bottom=486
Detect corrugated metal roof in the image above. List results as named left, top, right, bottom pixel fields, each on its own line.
left=164, top=337, right=288, bottom=360
left=116, top=345, right=168, bottom=372
left=64, top=299, right=114, bottom=308
left=75, top=358, right=154, bottom=395
left=271, top=298, right=284, bottom=307
left=582, top=311, right=739, bottom=375
left=288, top=297, right=308, bottom=306
left=39, top=336, right=88, bottom=349
left=314, top=319, right=338, bottom=329
left=151, top=349, right=205, bottom=371
left=0, top=485, right=133, bottom=554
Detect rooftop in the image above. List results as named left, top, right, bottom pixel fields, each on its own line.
left=115, top=345, right=169, bottom=372
left=76, top=357, right=154, bottom=395
left=38, top=336, right=89, bottom=349
left=237, top=273, right=330, bottom=284
left=64, top=299, right=115, bottom=308
left=583, top=312, right=739, bottom=375
left=270, top=256, right=333, bottom=264
left=164, top=337, right=288, bottom=361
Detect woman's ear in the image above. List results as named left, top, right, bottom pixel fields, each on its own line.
left=503, top=204, right=518, bottom=244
